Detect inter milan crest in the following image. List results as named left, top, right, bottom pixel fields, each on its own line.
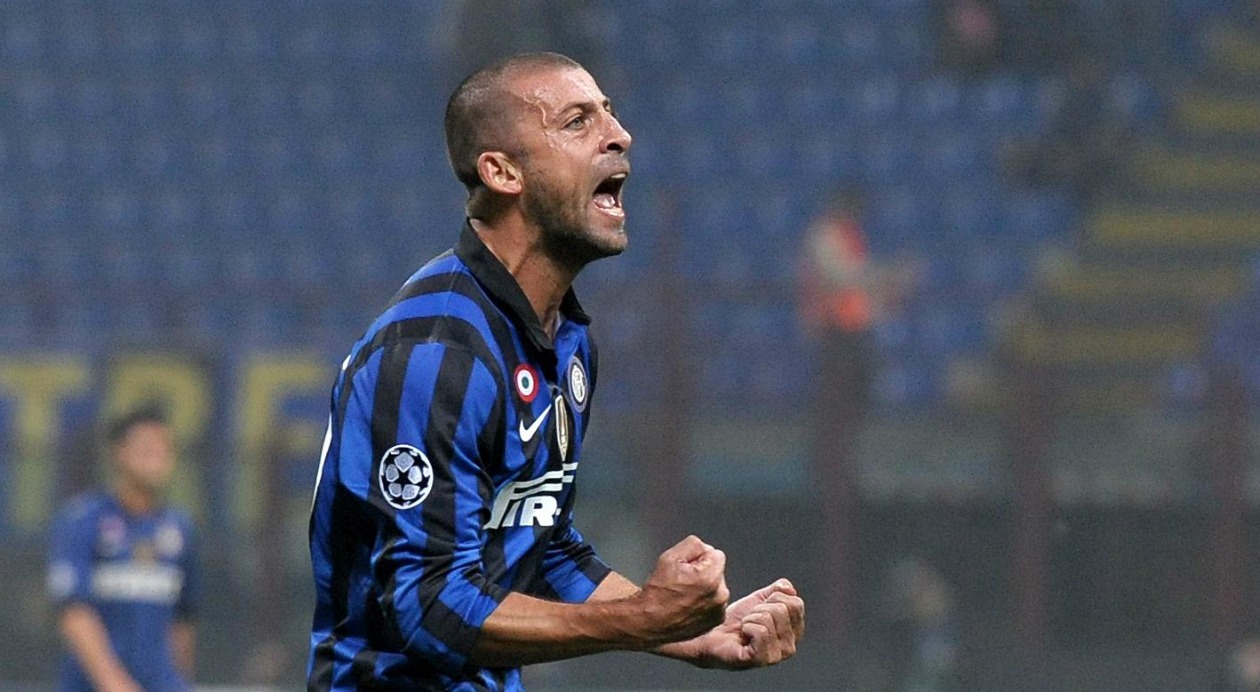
left=566, top=356, right=588, bottom=412
left=97, top=515, right=127, bottom=557
left=378, top=444, right=434, bottom=510
left=514, top=364, right=539, bottom=403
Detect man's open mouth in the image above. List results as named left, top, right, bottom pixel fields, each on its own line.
left=592, top=173, right=627, bottom=216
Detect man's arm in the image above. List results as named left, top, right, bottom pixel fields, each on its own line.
left=59, top=605, right=142, bottom=692
left=470, top=535, right=727, bottom=667
left=587, top=570, right=807, bottom=670
left=171, top=620, right=195, bottom=679
left=343, top=343, right=725, bottom=673
left=49, top=504, right=140, bottom=691
left=172, top=514, right=198, bottom=680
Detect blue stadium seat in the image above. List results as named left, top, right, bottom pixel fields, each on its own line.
left=0, top=292, right=38, bottom=347
left=873, top=312, right=915, bottom=358
left=178, top=75, right=232, bottom=124
left=1004, top=190, right=1078, bottom=244
left=71, top=78, right=115, bottom=121
left=103, top=295, right=167, bottom=341
left=884, top=20, right=932, bottom=72
left=1, top=13, right=43, bottom=66
left=734, top=130, right=795, bottom=183
left=960, top=245, right=1027, bottom=297
left=918, top=133, right=982, bottom=181
left=860, top=131, right=918, bottom=186
left=968, top=75, right=1036, bottom=133
left=1108, top=73, right=1164, bottom=125
left=772, top=18, right=824, bottom=68
left=172, top=15, right=221, bottom=63
left=865, top=187, right=937, bottom=253
left=147, top=189, right=199, bottom=234
left=939, top=184, right=1002, bottom=241
left=699, top=19, right=757, bottom=72
left=75, top=131, right=123, bottom=181
left=834, top=15, right=883, bottom=70
left=849, top=78, right=902, bottom=127
left=873, top=360, right=940, bottom=411
left=1162, top=360, right=1207, bottom=413
left=795, top=128, right=861, bottom=182
left=904, top=77, right=964, bottom=126
left=914, top=299, right=989, bottom=356
left=132, top=134, right=182, bottom=180
left=26, top=127, right=70, bottom=179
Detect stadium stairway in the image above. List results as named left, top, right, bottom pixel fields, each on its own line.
left=1007, top=15, right=1260, bottom=412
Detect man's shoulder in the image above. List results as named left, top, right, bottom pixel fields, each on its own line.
left=53, top=491, right=110, bottom=528
left=157, top=505, right=196, bottom=533
left=346, top=253, right=511, bottom=374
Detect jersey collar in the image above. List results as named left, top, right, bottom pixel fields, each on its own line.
left=455, top=221, right=591, bottom=354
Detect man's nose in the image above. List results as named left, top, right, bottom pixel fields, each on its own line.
left=602, top=116, right=632, bottom=154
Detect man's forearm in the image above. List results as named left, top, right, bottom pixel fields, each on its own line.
left=586, top=571, right=701, bottom=664
left=469, top=589, right=658, bottom=667
left=60, top=605, right=139, bottom=691
left=588, top=570, right=640, bottom=601
left=171, top=621, right=195, bottom=678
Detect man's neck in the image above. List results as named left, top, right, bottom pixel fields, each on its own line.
left=470, top=217, right=577, bottom=339
left=112, top=480, right=157, bottom=516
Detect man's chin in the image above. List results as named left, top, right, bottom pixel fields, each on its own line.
left=588, top=227, right=628, bottom=258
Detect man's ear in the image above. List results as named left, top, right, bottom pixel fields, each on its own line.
left=476, top=151, right=524, bottom=196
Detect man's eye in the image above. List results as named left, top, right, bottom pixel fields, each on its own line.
left=566, top=115, right=587, bottom=129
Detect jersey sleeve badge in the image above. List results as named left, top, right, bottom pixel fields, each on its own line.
left=379, top=444, right=434, bottom=510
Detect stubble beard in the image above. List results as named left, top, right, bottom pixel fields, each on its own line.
left=523, top=173, right=624, bottom=272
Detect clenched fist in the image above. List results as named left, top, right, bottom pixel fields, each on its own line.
left=632, top=535, right=730, bottom=646
left=668, top=578, right=806, bottom=670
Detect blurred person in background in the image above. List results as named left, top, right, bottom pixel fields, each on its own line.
left=800, top=189, right=878, bottom=429
left=47, top=406, right=198, bottom=692
left=799, top=189, right=917, bottom=646
left=1002, top=54, right=1128, bottom=203
left=881, top=557, right=962, bottom=692
left=307, top=52, right=805, bottom=691
left=799, top=188, right=919, bottom=456
left=935, top=0, right=1003, bottom=76
left=1219, top=639, right=1260, bottom=692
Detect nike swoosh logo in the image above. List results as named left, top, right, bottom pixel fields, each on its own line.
left=518, top=404, right=553, bottom=443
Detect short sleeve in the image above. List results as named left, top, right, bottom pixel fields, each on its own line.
left=47, top=502, right=96, bottom=608
left=175, top=516, right=199, bottom=620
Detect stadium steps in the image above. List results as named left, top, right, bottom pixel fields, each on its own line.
left=1010, top=322, right=1200, bottom=367
left=1132, top=147, right=1260, bottom=192
left=1207, top=23, right=1260, bottom=76
left=1176, top=92, right=1260, bottom=134
left=1088, top=208, right=1260, bottom=248
left=1007, top=17, right=1260, bottom=412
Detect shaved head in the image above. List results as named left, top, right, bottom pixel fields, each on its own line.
left=444, top=52, right=584, bottom=191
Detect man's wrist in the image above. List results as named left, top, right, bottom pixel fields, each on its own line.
left=652, top=637, right=702, bottom=664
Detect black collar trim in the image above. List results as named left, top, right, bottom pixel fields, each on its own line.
left=454, top=221, right=590, bottom=354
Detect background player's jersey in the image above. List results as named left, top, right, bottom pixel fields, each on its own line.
left=308, top=224, right=610, bottom=691
left=47, top=491, right=198, bottom=692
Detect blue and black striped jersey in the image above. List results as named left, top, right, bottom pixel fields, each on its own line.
left=307, top=223, right=611, bottom=691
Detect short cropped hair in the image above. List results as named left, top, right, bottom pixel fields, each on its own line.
left=106, top=404, right=168, bottom=445
left=444, top=52, right=583, bottom=191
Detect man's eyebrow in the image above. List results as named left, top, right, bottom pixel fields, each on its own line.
left=555, top=98, right=615, bottom=120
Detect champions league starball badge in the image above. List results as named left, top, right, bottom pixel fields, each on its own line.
left=378, top=444, right=434, bottom=510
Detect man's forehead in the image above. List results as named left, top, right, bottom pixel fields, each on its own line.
left=508, top=66, right=606, bottom=116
